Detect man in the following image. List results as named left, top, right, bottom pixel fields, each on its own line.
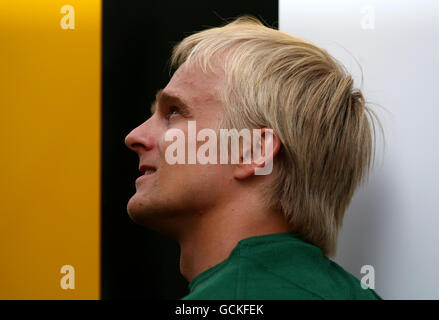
left=125, top=16, right=383, bottom=299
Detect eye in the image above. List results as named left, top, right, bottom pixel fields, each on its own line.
left=167, top=106, right=180, bottom=119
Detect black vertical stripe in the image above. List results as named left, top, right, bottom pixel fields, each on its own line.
left=102, top=0, right=278, bottom=299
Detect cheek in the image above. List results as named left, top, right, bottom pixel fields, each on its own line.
left=192, top=164, right=231, bottom=192
left=160, top=127, right=189, bottom=161
left=158, top=125, right=231, bottom=186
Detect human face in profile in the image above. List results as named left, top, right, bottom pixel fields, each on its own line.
left=125, top=61, right=232, bottom=236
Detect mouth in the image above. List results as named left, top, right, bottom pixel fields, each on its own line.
left=142, top=169, right=156, bottom=175
left=137, top=164, right=157, bottom=180
left=139, top=165, right=157, bottom=175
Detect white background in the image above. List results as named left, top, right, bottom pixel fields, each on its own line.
left=280, top=0, right=439, bottom=299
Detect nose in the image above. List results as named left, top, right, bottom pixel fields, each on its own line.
left=124, top=121, right=154, bottom=154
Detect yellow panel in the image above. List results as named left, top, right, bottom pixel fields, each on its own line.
left=0, top=0, right=100, bottom=299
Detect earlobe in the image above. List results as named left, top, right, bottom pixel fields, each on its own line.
left=233, top=163, right=255, bottom=180
left=233, top=135, right=255, bottom=180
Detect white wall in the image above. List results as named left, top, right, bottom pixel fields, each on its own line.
left=280, top=0, right=439, bottom=299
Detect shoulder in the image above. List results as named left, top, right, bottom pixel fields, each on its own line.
left=183, top=233, right=382, bottom=300
left=235, top=237, right=381, bottom=300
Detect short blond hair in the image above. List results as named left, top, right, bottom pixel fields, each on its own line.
left=171, top=16, right=384, bottom=257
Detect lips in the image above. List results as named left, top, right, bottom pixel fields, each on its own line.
left=139, top=164, right=157, bottom=176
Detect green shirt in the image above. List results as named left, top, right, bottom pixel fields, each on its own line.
left=182, top=232, right=382, bottom=300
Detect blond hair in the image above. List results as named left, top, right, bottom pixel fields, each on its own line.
left=170, top=16, right=384, bottom=257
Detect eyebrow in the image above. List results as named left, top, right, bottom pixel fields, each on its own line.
left=150, top=89, right=191, bottom=116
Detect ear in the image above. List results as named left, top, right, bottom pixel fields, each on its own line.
left=234, top=128, right=281, bottom=180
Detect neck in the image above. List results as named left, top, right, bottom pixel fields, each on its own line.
left=177, top=196, right=292, bottom=282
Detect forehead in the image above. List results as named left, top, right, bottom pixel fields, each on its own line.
left=163, top=61, right=225, bottom=111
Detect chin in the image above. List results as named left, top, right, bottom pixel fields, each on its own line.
left=126, top=195, right=149, bottom=224
left=126, top=196, right=186, bottom=239
left=126, top=195, right=164, bottom=227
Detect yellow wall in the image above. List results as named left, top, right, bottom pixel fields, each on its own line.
left=0, top=1, right=100, bottom=299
